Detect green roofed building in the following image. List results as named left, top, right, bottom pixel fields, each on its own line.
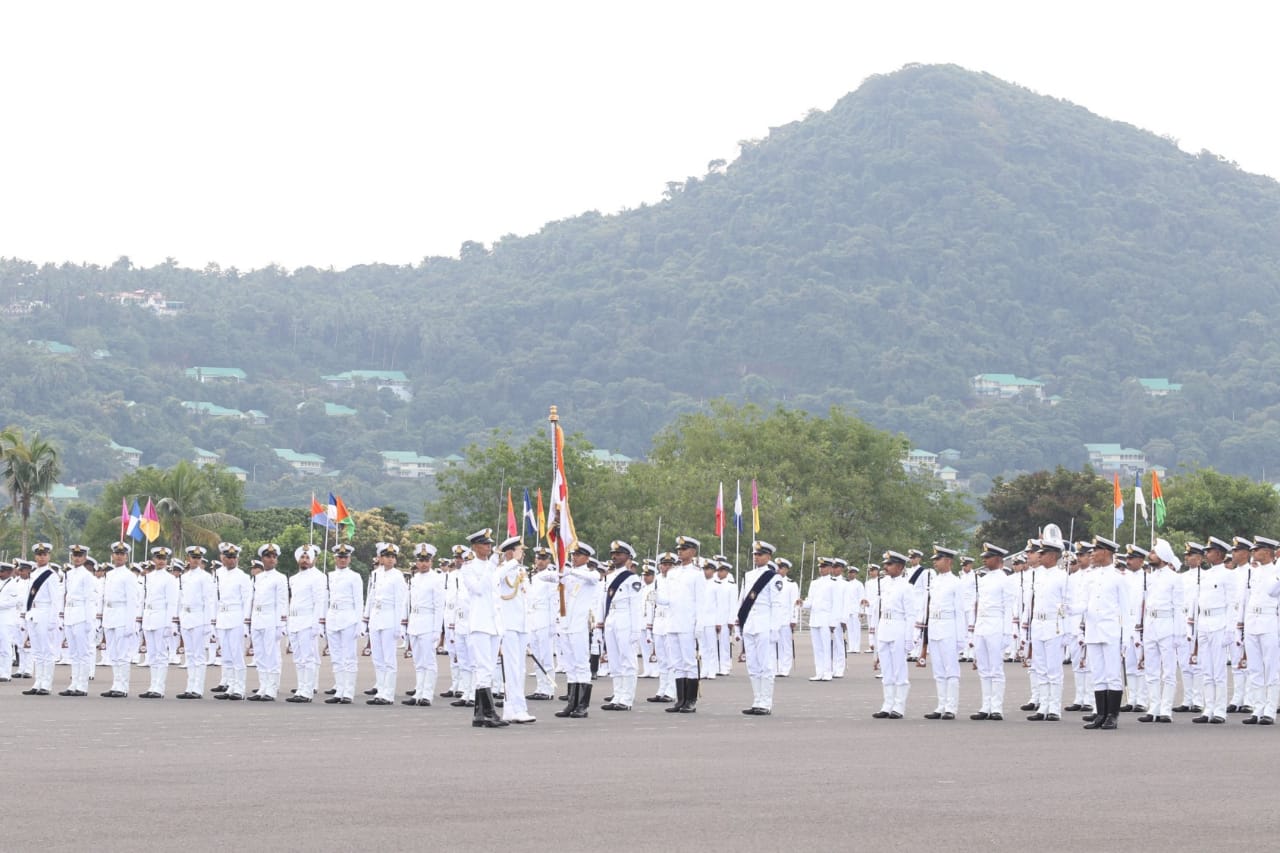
left=185, top=366, right=247, bottom=383
left=971, top=373, right=1046, bottom=401
left=1137, top=378, right=1183, bottom=397
left=380, top=451, right=436, bottom=479
left=274, top=448, right=325, bottom=475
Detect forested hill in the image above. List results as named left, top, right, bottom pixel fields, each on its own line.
left=4, top=63, right=1280, bottom=497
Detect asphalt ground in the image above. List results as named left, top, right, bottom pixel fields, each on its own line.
left=3, top=637, right=1275, bottom=853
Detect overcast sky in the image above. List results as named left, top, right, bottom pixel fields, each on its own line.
left=3, top=1, right=1277, bottom=272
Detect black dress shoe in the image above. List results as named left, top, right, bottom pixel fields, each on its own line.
left=246, top=694, right=263, bottom=702
left=439, top=690, right=456, bottom=698
left=872, top=710, right=890, bottom=719
left=227, top=693, right=244, bottom=701
left=1188, top=706, right=1203, bottom=713
left=58, top=688, right=79, bottom=696
left=1192, top=715, right=1210, bottom=724
left=1131, top=705, right=1148, bottom=713
left=941, top=712, right=955, bottom=720
left=139, top=692, right=161, bottom=699
left=1172, top=705, right=1190, bottom=712
left=364, top=687, right=378, bottom=696
left=1210, top=716, right=1225, bottom=724
left=324, top=696, right=343, bottom=704
left=988, top=713, right=1003, bottom=720
left=339, top=697, right=351, bottom=704
left=211, top=684, right=228, bottom=693
left=1137, top=714, right=1155, bottom=723
left=558, top=694, right=569, bottom=701
left=526, top=693, right=552, bottom=701
left=969, top=711, right=989, bottom=720
left=101, top=690, right=125, bottom=698
left=21, top=687, right=42, bottom=695
left=923, top=711, right=942, bottom=720
left=176, top=692, right=195, bottom=699
left=402, top=697, right=418, bottom=705
left=286, top=695, right=310, bottom=703
left=887, top=712, right=903, bottom=719
left=1100, top=715, right=1117, bottom=730
left=1019, top=702, right=1038, bottom=711
left=1118, top=704, right=1133, bottom=713
left=1242, top=716, right=1259, bottom=725
left=417, top=698, right=432, bottom=707
left=1044, top=713, right=1060, bottom=721
left=1064, top=703, right=1083, bottom=712
left=258, top=695, right=275, bottom=702
left=450, top=697, right=470, bottom=707
left=1260, top=716, right=1275, bottom=725
left=1237, top=705, right=1254, bottom=714
left=324, top=688, right=337, bottom=696
left=1026, top=713, right=1046, bottom=721
left=366, top=697, right=391, bottom=705
left=1079, top=705, right=1094, bottom=713
left=214, top=692, right=231, bottom=700
left=1155, top=716, right=1172, bottom=723
left=406, top=689, right=416, bottom=696
left=1226, top=704, right=1239, bottom=713
left=646, top=695, right=673, bottom=703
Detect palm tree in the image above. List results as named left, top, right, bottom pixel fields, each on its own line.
left=0, top=428, right=62, bottom=554
left=154, top=460, right=242, bottom=553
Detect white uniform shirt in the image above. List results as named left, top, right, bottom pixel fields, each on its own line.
left=0, top=575, right=23, bottom=627
left=25, top=566, right=63, bottom=626
left=603, top=567, right=645, bottom=637
left=364, top=567, right=409, bottom=632
left=917, top=571, right=966, bottom=641
left=215, top=567, right=253, bottom=630
left=803, top=575, right=837, bottom=628
left=1026, top=566, right=1069, bottom=641
left=1240, top=561, right=1280, bottom=636
left=540, top=564, right=598, bottom=635
left=62, top=565, right=96, bottom=626
left=325, top=567, right=365, bottom=632
left=527, top=567, right=559, bottom=631
left=250, top=569, right=288, bottom=631
left=664, top=562, right=703, bottom=634
left=178, top=568, right=217, bottom=629
left=408, top=569, right=446, bottom=636
left=1079, top=567, right=1130, bottom=644
left=876, top=575, right=914, bottom=643
left=972, top=571, right=1016, bottom=639
left=140, top=570, right=179, bottom=631
left=738, top=565, right=782, bottom=637
left=496, top=560, right=529, bottom=634
left=1191, top=564, right=1240, bottom=633
left=287, top=568, right=327, bottom=633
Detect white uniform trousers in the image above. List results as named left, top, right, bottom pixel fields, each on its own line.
left=1174, top=631, right=1201, bottom=708
left=809, top=626, right=833, bottom=680
left=775, top=624, right=795, bottom=676
left=559, top=629, right=590, bottom=683
left=251, top=628, right=282, bottom=697
left=743, top=631, right=776, bottom=710
left=180, top=624, right=211, bottom=696
left=289, top=626, right=318, bottom=698
left=499, top=629, right=530, bottom=718
left=604, top=623, right=637, bottom=707
left=409, top=631, right=439, bottom=703
left=103, top=626, right=137, bottom=694
left=468, top=631, right=500, bottom=690
left=1030, top=634, right=1066, bottom=715
left=1230, top=634, right=1248, bottom=705
left=717, top=625, right=732, bottom=675
left=1123, top=641, right=1148, bottom=707
left=143, top=627, right=172, bottom=695
left=1069, top=634, right=1092, bottom=705
left=1086, top=639, right=1123, bottom=692
left=1142, top=633, right=1178, bottom=716
left=698, top=626, right=719, bottom=678
left=26, top=615, right=58, bottom=690
left=974, top=633, right=1008, bottom=714
left=63, top=620, right=94, bottom=692
left=0, top=621, right=16, bottom=678
left=640, top=629, right=658, bottom=678
left=217, top=627, right=246, bottom=696
left=453, top=627, right=475, bottom=699
left=528, top=626, right=556, bottom=695
left=832, top=625, right=847, bottom=677
left=1245, top=630, right=1280, bottom=717
left=443, top=625, right=460, bottom=691
left=327, top=624, right=358, bottom=699
left=878, top=637, right=909, bottom=714
left=662, top=630, right=697, bottom=680
left=369, top=627, right=399, bottom=699
left=653, top=631, right=676, bottom=698
left=1197, top=628, right=1230, bottom=717
left=929, top=636, right=961, bottom=714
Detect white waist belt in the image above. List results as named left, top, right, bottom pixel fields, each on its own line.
left=253, top=605, right=270, bottom=612
left=288, top=608, right=305, bottom=617
left=1147, top=609, right=1174, bottom=618
left=1033, top=612, right=1055, bottom=621
left=145, top=604, right=163, bottom=611
left=1249, top=607, right=1275, bottom=616
left=412, top=606, right=432, bottom=614
left=330, top=603, right=353, bottom=610
left=880, top=614, right=901, bottom=621
left=930, top=610, right=955, bottom=618
left=182, top=606, right=198, bottom=613
left=218, top=603, right=238, bottom=612
left=105, top=601, right=126, bottom=608
left=1199, top=606, right=1226, bottom=616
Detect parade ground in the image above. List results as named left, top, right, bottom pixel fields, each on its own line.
left=3, top=642, right=1271, bottom=852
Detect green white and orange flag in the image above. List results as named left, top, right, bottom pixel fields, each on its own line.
left=1151, top=470, right=1166, bottom=529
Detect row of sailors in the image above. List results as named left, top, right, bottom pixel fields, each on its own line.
left=0, top=532, right=800, bottom=720
left=847, top=534, right=1280, bottom=728
left=10, top=530, right=1276, bottom=728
